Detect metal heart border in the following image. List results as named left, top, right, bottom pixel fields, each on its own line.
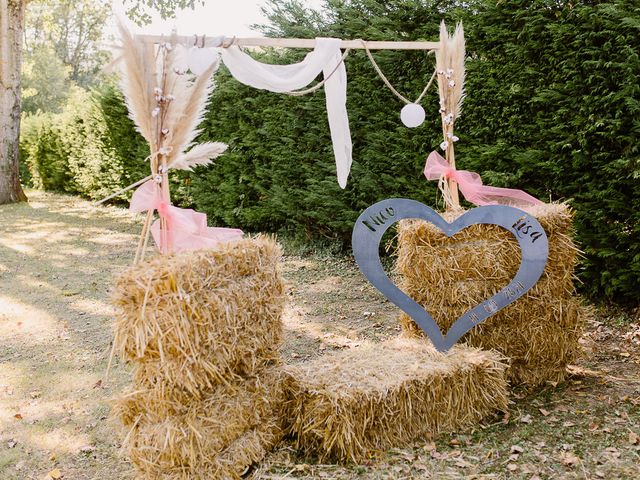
left=352, top=198, right=549, bottom=352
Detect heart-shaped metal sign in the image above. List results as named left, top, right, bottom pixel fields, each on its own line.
left=352, top=198, right=549, bottom=352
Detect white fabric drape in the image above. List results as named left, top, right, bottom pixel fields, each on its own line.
left=221, top=38, right=352, bottom=188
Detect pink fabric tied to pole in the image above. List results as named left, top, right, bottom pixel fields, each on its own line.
left=130, top=180, right=244, bottom=253
left=424, top=151, right=543, bottom=209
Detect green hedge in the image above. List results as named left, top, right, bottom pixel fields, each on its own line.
left=21, top=86, right=150, bottom=201
left=19, top=0, right=640, bottom=305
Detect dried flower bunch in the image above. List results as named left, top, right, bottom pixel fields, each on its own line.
left=113, top=22, right=237, bottom=260
left=435, top=21, right=466, bottom=209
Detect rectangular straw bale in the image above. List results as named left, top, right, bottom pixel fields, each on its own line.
left=112, top=236, right=285, bottom=393
left=126, top=414, right=283, bottom=480
left=395, top=203, right=583, bottom=388
left=282, top=337, right=508, bottom=463
left=400, top=297, right=586, bottom=385
left=396, top=203, right=578, bottom=294
left=114, top=368, right=287, bottom=434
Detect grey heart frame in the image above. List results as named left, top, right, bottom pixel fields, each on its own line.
left=352, top=198, right=549, bottom=352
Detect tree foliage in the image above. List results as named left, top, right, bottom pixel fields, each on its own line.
left=21, top=44, right=72, bottom=114
left=24, top=0, right=111, bottom=87
left=121, top=0, right=205, bottom=24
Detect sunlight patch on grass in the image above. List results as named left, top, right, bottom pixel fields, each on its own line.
left=0, top=238, right=34, bottom=254
left=69, top=298, right=114, bottom=317
left=27, top=426, right=91, bottom=454
left=88, top=232, right=139, bottom=246
left=283, top=306, right=360, bottom=347
left=0, top=295, right=59, bottom=341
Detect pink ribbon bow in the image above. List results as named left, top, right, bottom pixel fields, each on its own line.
left=424, top=151, right=543, bottom=208
left=130, top=180, right=243, bottom=253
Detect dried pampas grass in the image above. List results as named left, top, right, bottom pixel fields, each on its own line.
left=115, top=21, right=157, bottom=145
left=163, top=59, right=220, bottom=167
left=436, top=21, right=465, bottom=121
left=395, top=202, right=585, bottom=387
left=435, top=20, right=466, bottom=209
left=169, top=142, right=228, bottom=171
left=114, top=21, right=224, bottom=173
left=112, top=236, right=285, bottom=394
left=283, top=337, right=508, bottom=463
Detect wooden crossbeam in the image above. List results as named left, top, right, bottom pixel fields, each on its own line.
left=137, top=35, right=439, bottom=50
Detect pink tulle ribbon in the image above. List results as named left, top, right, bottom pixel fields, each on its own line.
left=130, top=180, right=244, bottom=253
left=424, top=151, right=543, bottom=208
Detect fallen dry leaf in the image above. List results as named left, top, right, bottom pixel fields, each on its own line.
left=560, top=451, right=580, bottom=466
left=629, top=431, right=639, bottom=445
left=604, top=447, right=621, bottom=459
left=520, top=414, right=533, bottom=424
left=539, top=408, right=550, bottom=416
left=423, top=442, right=437, bottom=452
left=13, top=413, right=22, bottom=420
left=47, top=469, right=63, bottom=479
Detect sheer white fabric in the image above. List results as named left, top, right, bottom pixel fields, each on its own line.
left=221, top=38, right=353, bottom=188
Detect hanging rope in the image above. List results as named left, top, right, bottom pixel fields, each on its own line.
left=360, top=40, right=437, bottom=105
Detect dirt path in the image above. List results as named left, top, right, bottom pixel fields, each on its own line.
left=0, top=191, right=638, bottom=480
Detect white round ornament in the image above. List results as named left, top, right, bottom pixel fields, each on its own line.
left=400, top=103, right=426, bottom=128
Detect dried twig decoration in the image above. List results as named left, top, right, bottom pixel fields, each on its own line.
left=435, top=21, right=465, bottom=210
left=112, top=21, right=238, bottom=262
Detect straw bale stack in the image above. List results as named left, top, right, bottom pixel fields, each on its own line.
left=395, top=203, right=585, bottom=387
left=283, top=337, right=508, bottom=463
left=112, top=236, right=288, bottom=479
left=112, top=236, right=285, bottom=394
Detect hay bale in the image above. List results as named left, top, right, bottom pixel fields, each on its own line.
left=112, top=236, right=285, bottom=394
left=395, top=202, right=584, bottom=387
left=126, top=412, right=284, bottom=480
left=283, top=337, right=508, bottom=463
left=114, top=369, right=290, bottom=479
left=114, top=368, right=288, bottom=432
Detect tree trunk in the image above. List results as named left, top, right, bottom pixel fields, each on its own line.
left=0, top=0, right=28, bottom=204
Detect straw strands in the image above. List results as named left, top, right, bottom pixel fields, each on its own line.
left=395, top=202, right=585, bottom=387
left=112, top=236, right=285, bottom=394
left=283, top=337, right=509, bottom=463
left=125, top=420, right=284, bottom=479
left=116, top=370, right=289, bottom=479
left=112, top=237, right=287, bottom=478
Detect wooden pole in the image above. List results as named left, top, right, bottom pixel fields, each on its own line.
left=137, top=35, right=439, bottom=51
